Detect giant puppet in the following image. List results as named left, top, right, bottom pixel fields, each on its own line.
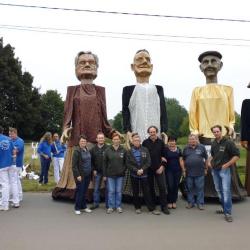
left=122, top=49, right=168, bottom=199
left=240, top=83, right=250, bottom=196
left=52, top=51, right=116, bottom=200
left=189, top=51, right=246, bottom=199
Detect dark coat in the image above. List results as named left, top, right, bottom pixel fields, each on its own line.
left=241, top=99, right=250, bottom=142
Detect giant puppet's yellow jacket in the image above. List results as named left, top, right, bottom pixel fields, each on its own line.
left=189, top=83, right=235, bottom=138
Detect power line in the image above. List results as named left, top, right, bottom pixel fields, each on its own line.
left=1, top=24, right=250, bottom=43
left=1, top=2, right=250, bottom=23
left=1, top=24, right=250, bottom=47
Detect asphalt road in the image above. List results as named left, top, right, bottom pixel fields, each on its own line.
left=0, top=193, right=249, bottom=250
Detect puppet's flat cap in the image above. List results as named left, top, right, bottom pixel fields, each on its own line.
left=198, top=51, right=222, bottom=62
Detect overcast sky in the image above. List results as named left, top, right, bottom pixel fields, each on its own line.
left=0, top=0, right=250, bottom=119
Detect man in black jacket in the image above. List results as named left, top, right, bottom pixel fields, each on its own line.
left=90, top=132, right=108, bottom=209
left=126, top=133, right=160, bottom=215
left=142, top=126, right=170, bottom=215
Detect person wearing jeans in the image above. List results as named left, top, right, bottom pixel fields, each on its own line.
left=90, top=132, right=108, bottom=209
left=183, top=134, right=208, bottom=210
left=37, top=132, right=52, bottom=185
left=209, top=125, right=240, bottom=222
left=103, top=133, right=126, bottom=214
left=72, top=135, right=92, bottom=215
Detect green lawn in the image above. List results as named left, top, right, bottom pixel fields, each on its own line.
left=22, top=142, right=247, bottom=192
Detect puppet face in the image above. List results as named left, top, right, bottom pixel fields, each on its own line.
left=75, top=54, right=97, bottom=80
left=199, top=55, right=223, bottom=78
left=131, top=51, right=153, bottom=78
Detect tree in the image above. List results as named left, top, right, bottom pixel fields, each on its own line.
left=166, top=98, right=188, bottom=138
left=112, top=111, right=123, bottom=133
left=0, top=40, right=42, bottom=140
left=39, top=90, right=64, bottom=136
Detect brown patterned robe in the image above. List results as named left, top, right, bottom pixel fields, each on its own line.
left=52, top=83, right=113, bottom=200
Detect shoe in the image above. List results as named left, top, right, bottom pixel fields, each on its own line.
left=0, top=206, right=9, bottom=211
left=172, top=203, right=177, bottom=209
left=216, top=209, right=224, bottom=214
left=135, top=209, right=142, bottom=214
left=117, top=207, right=123, bottom=213
left=198, top=204, right=205, bottom=210
left=225, top=214, right=233, bottom=222
left=90, top=204, right=99, bottom=210
left=151, top=209, right=161, bottom=215
left=162, top=208, right=170, bottom=215
left=106, top=208, right=114, bottom=214
left=83, top=208, right=92, bottom=213
left=186, top=203, right=194, bottom=209
left=13, top=203, right=20, bottom=208
left=167, top=204, right=173, bottom=209
left=75, top=210, right=81, bottom=215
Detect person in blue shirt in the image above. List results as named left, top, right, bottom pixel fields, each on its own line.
left=9, top=127, right=24, bottom=203
left=0, top=125, right=14, bottom=211
left=51, top=133, right=66, bottom=184
left=37, top=132, right=52, bottom=185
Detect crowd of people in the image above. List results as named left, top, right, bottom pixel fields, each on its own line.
left=70, top=124, right=240, bottom=223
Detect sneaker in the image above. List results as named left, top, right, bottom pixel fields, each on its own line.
left=225, top=214, right=233, bottom=222
left=90, top=204, right=99, bottom=210
left=75, top=210, right=81, bottom=215
left=135, top=209, right=142, bottom=214
left=83, top=208, right=92, bottom=213
left=106, top=208, right=114, bottom=214
left=13, top=203, right=20, bottom=208
left=0, top=206, right=9, bottom=211
left=162, top=208, right=170, bottom=215
left=151, top=209, right=161, bottom=215
left=117, top=207, right=123, bottom=213
left=172, top=203, right=177, bottom=209
left=198, top=205, right=205, bottom=210
left=216, top=209, right=224, bottom=214
left=186, top=203, right=194, bottom=209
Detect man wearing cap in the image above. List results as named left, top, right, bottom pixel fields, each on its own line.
left=189, top=51, right=245, bottom=199
left=241, top=83, right=250, bottom=196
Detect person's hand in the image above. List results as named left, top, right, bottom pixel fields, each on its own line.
left=182, top=169, right=186, bottom=177
left=137, top=169, right=143, bottom=176
left=156, top=165, right=164, bottom=175
left=125, top=131, right=132, bottom=149
left=44, top=154, right=49, bottom=159
left=228, top=127, right=234, bottom=136
left=161, top=132, right=168, bottom=145
left=93, top=170, right=97, bottom=177
left=161, top=157, right=167, bottom=163
left=103, top=177, right=107, bottom=182
left=205, top=169, right=208, bottom=176
left=77, top=176, right=82, bottom=182
left=207, top=161, right=212, bottom=168
left=241, top=141, right=248, bottom=149
left=61, top=127, right=73, bottom=143
left=221, top=164, right=228, bottom=170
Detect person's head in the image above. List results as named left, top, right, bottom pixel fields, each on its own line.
left=111, top=133, right=121, bottom=146
left=168, top=135, right=177, bottom=148
left=78, top=134, right=87, bottom=148
left=96, top=132, right=105, bottom=145
left=0, top=125, right=3, bottom=134
left=9, top=127, right=17, bottom=139
left=199, top=51, right=223, bottom=81
left=131, top=49, right=153, bottom=79
left=131, top=133, right=141, bottom=148
left=75, top=51, right=99, bottom=81
left=188, top=134, right=199, bottom=147
left=41, top=132, right=52, bottom=143
left=53, top=133, right=60, bottom=141
left=147, top=125, right=158, bottom=140
left=211, top=125, right=223, bottom=140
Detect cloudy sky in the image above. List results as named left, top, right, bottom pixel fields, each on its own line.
left=0, top=0, right=250, bottom=119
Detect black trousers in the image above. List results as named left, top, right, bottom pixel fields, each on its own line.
left=147, top=168, right=168, bottom=210
left=130, top=175, right=155, bottom=211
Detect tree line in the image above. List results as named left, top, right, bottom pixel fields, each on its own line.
left=0, top=40, right=240, bottom=140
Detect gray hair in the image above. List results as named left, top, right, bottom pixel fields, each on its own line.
left=74, top=51, right=99, bottom=68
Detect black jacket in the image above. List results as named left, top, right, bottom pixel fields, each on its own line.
left=122, top=85, right=168, bottom=133
left=126, top=146, right=151, bottom=177
left=90, top=144, right=108, bottom=174
left=241, top=99, right=250, bottom=142
left=103, top=145, right=127, bottom=177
